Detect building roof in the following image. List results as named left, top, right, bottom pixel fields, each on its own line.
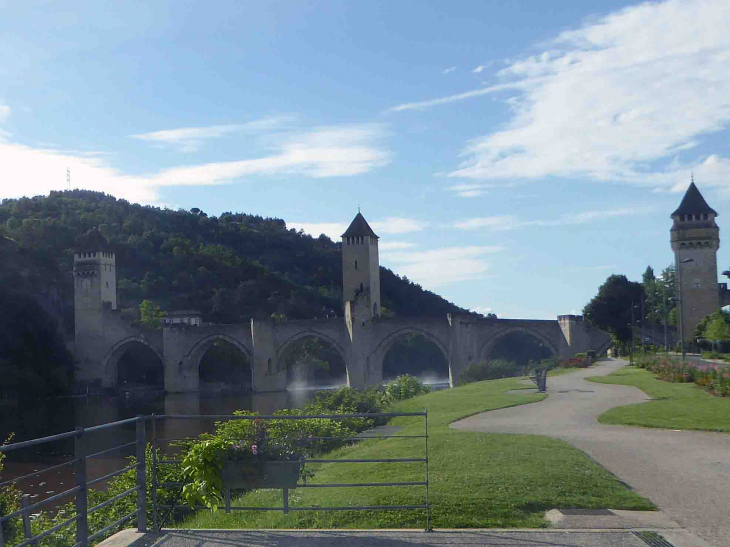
left=341, top=212, right=378, bottom=239
left=74, top=228, right=111, bottom=252
left=671, top=181, right=718, bottom=217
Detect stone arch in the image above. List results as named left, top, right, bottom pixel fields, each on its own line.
left=370, top=327, right=450, bottom=385
left=276, top=329, right=347, bottom=385
left=478, top=326, right=560, bottom=362
left=186, top=334, right=253, bottom=390
left=102, top=336, right=165, bottom=389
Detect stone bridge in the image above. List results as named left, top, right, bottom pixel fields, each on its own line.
left=73, top=215, right=611, bottom=393
left=78, top=309, right=610, bottom=392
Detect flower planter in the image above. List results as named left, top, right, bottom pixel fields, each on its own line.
left=222, top=460, right=303, bottom=514
left=222, top=459, right=302, bottom=490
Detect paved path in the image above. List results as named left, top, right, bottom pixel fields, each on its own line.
left=452, top=359, right=730, bottom=547
left=143, top=529, right=677, bottom=547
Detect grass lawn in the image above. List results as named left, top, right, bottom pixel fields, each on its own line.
left=178, top=375, right=653, bottom=530
left=588, top=366, right=730, bottom=432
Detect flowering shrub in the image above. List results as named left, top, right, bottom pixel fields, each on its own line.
left=641, top=357, right=730, bottom=397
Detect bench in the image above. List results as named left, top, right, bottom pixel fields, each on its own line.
left=529, top=367, right=548, bottom=393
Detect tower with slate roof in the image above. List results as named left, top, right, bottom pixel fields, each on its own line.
left=670, top=180, right=721, bottom=346
left=342, top=212, right=381, bottom=320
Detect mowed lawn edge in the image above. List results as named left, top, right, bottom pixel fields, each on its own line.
left=179, top=375, right=654, bottom=530
left=588, top=366, right=730, bottom=432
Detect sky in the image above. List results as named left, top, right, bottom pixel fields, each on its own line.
left=2, top=0, right=730, bottom=319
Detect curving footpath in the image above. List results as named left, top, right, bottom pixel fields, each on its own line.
left=451, top=358, right=730, bottom=547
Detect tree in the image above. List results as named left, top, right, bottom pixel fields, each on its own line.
left=583, top=274, right=645, bottom=344
left=139, top=299, right=166, bottom=329
left=704, top=313, right=730, bottom=351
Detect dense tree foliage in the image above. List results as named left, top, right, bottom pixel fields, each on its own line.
left=1, top=191, right=480, bottom=396
left=583, top=274, right=645, bottom=344
left=0, top=190, right=474, bottom=330
left=0, top=289, right=74, bottom=398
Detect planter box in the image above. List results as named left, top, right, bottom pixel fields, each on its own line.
left=222, top=459, right=302, bottom=490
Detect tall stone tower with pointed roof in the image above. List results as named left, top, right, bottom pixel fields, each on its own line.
left=670, top=180, right=720, bottom=345
left=342, top=212, right=381, bottom=320
left=74, top=228, right=118, bottom=382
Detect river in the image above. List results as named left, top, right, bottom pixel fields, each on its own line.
left=0, top=379, right=449, bottom=514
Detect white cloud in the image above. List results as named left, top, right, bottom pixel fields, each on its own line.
left=0, top=102, right=9, bottom=123
left=471, top=62, right=494, bottom=74
left=386, top=81, right=521, bottom=113
left=370, top=217, right=428, bottom=234
left=130, top=117, right=293, bottom=153
left=381, top=246, right=503, bottom=289
left=442, top=66, right=457, bottom=74
left=471, top=306, right=493, bottom=315
left=288, top=216, right=427, bottom=241
left=392, top=0, right=730, bottom=191
left=379, top=241, right=417, bottom=250
left=454, top=207, right=652, bottom=230
left=0, top=124, right=392, bottom=205
left=287, top=222, right=348, bottom=241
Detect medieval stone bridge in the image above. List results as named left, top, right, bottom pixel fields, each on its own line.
left=81, top=308, right=610, bottom=392
left=73, top=215, right=610, bottom=393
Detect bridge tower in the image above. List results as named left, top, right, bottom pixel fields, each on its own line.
left=341, top=212, right=381, bottom=320
left=670, top=180, right=721, bottom=347
left=73, top=228, right=118, bottom=383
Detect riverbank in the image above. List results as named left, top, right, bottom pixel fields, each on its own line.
left=180, top=373, right=653, bottom=530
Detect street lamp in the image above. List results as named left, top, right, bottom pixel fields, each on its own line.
left=677, top=257, right=695, bottom=361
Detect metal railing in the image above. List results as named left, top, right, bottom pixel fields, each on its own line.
left=152, top=412, right=430, bottom=529
left=0, top=416, right=147, bottom=547
left=0, top=410, right=430, bottom=545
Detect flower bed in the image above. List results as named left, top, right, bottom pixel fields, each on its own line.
left=638, top=356, right=730, bottom=397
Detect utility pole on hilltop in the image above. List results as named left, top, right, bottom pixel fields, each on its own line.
left=67, top=168, right=71, bottom=189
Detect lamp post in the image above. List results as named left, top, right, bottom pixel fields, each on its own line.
left=677, top=257, right=695, bottom=361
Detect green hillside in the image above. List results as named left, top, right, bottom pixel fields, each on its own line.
left=0, top=190, right=476, bottom=333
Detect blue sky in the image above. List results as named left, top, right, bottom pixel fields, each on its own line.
left=2, top=0, right=730, bottom=319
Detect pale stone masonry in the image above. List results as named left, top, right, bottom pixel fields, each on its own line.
left=670, top=181, right=730, bottom=345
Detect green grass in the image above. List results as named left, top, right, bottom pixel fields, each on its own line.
left=588, top=366, right=730, bottom=432
left=177, top=376, right=653, bottom=530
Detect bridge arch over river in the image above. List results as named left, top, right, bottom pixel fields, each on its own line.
left=72, top=217, right=610, bottom=393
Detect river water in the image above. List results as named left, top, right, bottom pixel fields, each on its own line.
left=0, top=379, right=449, bottom=514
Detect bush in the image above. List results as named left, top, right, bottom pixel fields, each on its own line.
left=384, top=375, right=429, bottom=401
left=1, top=435, right=21, bottom=542
left=459, top=360, right=519, bottom=384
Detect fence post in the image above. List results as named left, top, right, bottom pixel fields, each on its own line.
left=136, top=416, right=147, bottom=533
left=74, top=427, right=88, bottom=547
left=21, top=495, right=35, bottom=545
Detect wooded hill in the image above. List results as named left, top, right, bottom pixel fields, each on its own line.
left=0, top=190, right=478, bottom=337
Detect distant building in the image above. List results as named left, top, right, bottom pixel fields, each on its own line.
left=163, top=310, right=203, bottom=327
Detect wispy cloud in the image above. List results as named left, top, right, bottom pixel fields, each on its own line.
left=442, top=66, right=457, bottom=74
left=454, top=207, right=653, bottom=231
left=0, top=102, right=9, bottom=123
left=0, top=124, right=392, bottom=205
left=288, top=216, right=427, bottom=242
left=566, top=264, right=619, bottom=272
left=385, top=81, right=522, bottom=113
left=379, top=241, right=417, bottom=250
left=130, top=116, right=294, bottom=153
left=381, top=246, right=504, bottom=288
left=471, top=62, right=494, bottom=74
left=371, top=217, right=428, bottom=234
left=390, top=0, right=730, bottom=192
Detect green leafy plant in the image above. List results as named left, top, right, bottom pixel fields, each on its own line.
left=384, top=375, right=430, bottom=401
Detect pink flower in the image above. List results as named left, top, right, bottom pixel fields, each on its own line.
left=252, top=444, right=258, bottom=455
